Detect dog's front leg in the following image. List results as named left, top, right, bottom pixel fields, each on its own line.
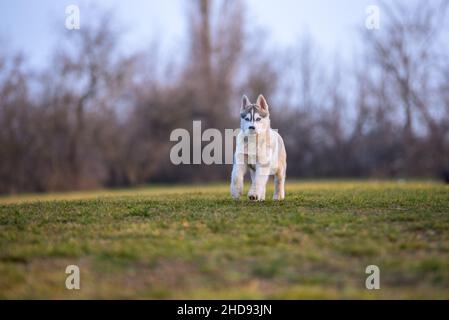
left=248, top=168, right=257, bottom=198
left=231, top=164, right=246, bottom=199
left=249, top=166, right=269, bottom=201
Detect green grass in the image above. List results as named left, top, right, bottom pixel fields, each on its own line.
left=0, top=180, right=448, bottom=299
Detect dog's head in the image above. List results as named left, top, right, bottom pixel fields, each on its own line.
left=240, top=95, right=270, bottom=135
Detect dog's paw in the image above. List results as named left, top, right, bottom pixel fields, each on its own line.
left=248, top=193, right=266, bottom=201
left=248, top=194, right=258, bottom=201
left=273, top=194, right=285, bottom=201
left=231, top=191, right=241, bottom=200
left=231, top=186, right=242, bottom=200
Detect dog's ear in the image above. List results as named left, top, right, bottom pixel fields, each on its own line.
left=257, top=94, right=269, bottom=112
left=241, top=95, right=250, bottom=110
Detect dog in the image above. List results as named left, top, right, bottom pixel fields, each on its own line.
left=230, top=94, right=287, bottom=201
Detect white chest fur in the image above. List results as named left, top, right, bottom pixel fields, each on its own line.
left=235, top=129, right=280, bottom=175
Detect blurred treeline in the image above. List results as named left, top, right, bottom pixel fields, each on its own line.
left=1, top=0, right=449, bottom=194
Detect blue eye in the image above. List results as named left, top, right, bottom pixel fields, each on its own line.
left=256, top=118, right=261, bottom=122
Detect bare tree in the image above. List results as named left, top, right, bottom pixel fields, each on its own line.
left=364, top=0, right=449, bottom=175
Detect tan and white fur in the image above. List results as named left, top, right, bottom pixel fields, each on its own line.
left=231, top=95, right=287, bottom=201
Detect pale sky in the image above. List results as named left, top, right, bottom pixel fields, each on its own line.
left=0, top=0, right=391, bottom=68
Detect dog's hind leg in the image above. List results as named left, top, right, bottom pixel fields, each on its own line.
left=273, top=169, right=285, bottom=200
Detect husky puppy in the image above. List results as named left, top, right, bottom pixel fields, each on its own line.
left=231, top=95, right=287, bottom=201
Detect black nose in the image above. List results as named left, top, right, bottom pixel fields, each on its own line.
left=249, top=126, right=255, bottom=130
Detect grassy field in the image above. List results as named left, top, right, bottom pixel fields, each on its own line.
left=0, top=180, right=448, bottom=299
